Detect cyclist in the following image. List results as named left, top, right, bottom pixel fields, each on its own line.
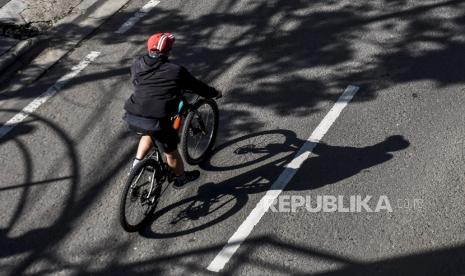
left=123, top=32, right=221, bottom=189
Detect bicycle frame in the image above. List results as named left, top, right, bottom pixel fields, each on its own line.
left=132, top=93, right=208, bottom=200
left=172, top=94, right=201, bottom=130
left=131, top=141, right=168, bottom=202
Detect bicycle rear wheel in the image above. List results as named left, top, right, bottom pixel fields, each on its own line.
left=180, top=98, right=219, bottom=165
left=119, top=158, right=162, bottom=232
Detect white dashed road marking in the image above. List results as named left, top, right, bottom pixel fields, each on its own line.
left=0, top=51, right=101, bottom=139
left=207, top=85, right=360, bottom=272
left=115, top=0, right=160, bottom=34
left=1, top=0, right=162, bottom=139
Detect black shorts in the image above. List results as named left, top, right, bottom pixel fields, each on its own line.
left=123, top=112, right=179, bottom=153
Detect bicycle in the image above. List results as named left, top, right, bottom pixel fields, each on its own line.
left=119, top=93, right=220, bottom=232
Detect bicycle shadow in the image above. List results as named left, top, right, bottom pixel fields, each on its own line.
left=141, top=130, right=410, bottom=239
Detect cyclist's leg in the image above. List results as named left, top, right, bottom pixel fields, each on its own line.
left=153, top=119, right=199, bottom=188
left=123, top=112, right=158, bottom=168
left=132, top=134, right=153, bottom=168
left=136, top=135, right=153, bottom=160
left=164, top=149, right=184, bottom=177
left=168, top=148, right=199, bottom=189
left=152, top=119, right=184, bottom=176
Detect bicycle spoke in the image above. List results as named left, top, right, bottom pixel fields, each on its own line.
left=181, top=99, right=218, bottom=164
left=188, top=110, right=211, bottom=159
left=123, top=166, right=157, bottom=226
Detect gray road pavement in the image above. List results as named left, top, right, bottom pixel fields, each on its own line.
left=1, top=0, right=465, bottom=275
left=0, top=0, right=9, bottom=8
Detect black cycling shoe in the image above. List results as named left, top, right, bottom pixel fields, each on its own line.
left=172, top=170, right=200, bottom=189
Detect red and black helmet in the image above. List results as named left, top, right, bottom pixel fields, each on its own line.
left=147, top=32, right=175, bottom=55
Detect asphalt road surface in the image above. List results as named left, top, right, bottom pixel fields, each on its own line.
left=1, top=0, right=465, bottom=275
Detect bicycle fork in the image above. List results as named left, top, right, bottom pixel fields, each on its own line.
left=130, top=166, right=157, bottom=204
left=193, top=111, right=207, bottom=135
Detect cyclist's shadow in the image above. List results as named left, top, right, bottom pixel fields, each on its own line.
left=141, top=130, right=409, bottom=238
left=288, top=135, right=410, bottom=190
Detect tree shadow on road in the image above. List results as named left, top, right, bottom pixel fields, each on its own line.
left=3, top=0, right=465, bottom=129
left=65, top=234, right=465, bottom=275
left=1, top=0, right=465, bottom=274
left=0, top=109, right=134, bottom=275
left=140, top=130, right=410, bottom=239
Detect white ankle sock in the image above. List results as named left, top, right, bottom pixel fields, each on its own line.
left=132, top=158, right=142, bottom=168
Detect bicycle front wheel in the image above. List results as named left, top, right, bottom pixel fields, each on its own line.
left=119, top=158, right=162, bottom=232
left=180, top=98, right=219, bottom=165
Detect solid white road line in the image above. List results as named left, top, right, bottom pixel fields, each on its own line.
left=0, top=51, right=101, bottom=139
left=207, top=85, right=360, bottom=272
left=115, top=0, right=160, bottom=34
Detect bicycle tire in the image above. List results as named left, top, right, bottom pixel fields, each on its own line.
left=119, top=158, right=162, bottom=232
left=180, top=98, right=219, bottom=165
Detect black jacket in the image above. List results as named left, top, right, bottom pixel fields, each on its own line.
left=124, top=55, right=218, bottom=118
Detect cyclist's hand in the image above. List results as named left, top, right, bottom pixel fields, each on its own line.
left=215, top=89, right=223, bottom=99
